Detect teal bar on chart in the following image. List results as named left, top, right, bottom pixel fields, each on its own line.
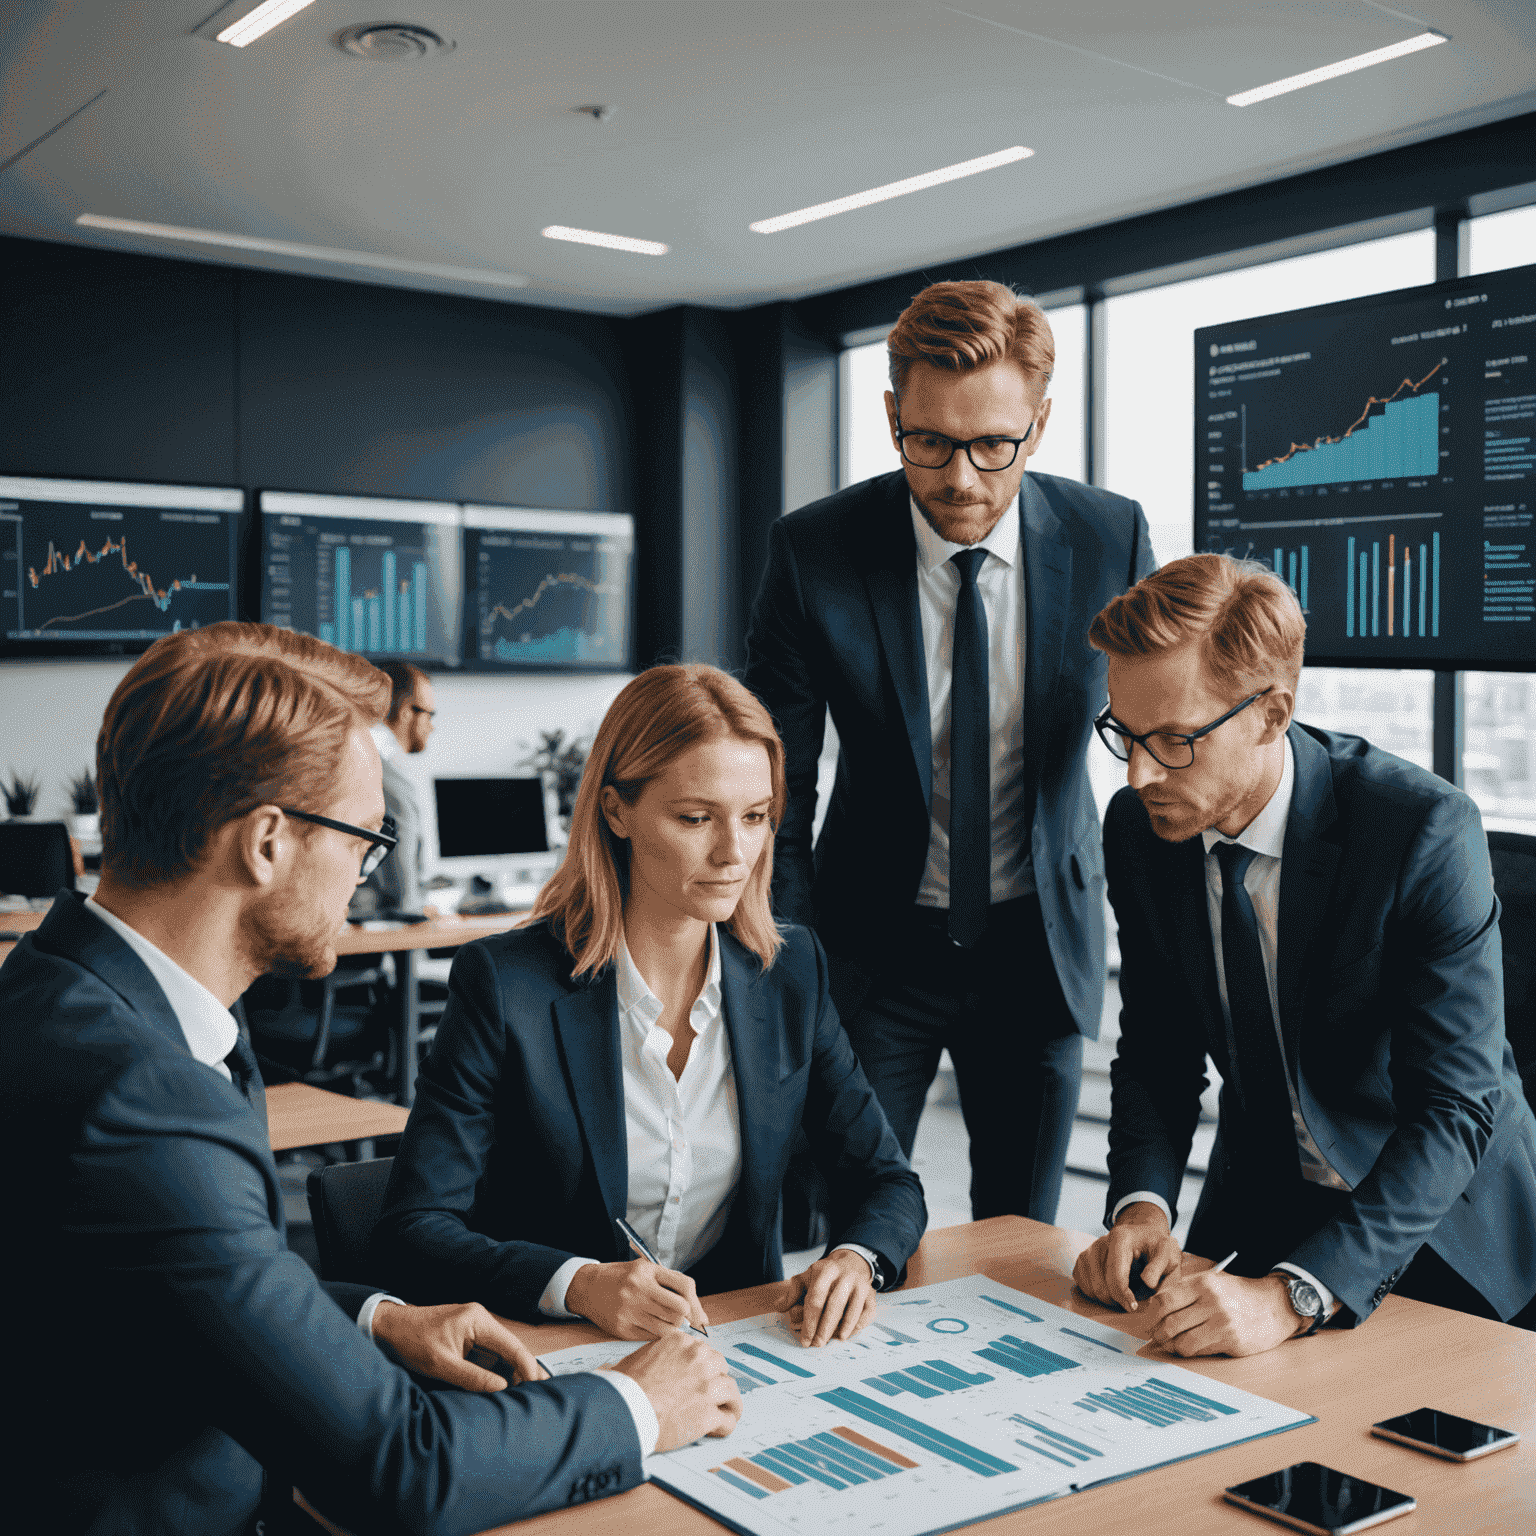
left=1243, top=391, right=1439, bottom=491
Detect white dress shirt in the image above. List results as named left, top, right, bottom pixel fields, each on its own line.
left=1111, top=739, right=1343, bottom=1319
left=910, top=496, right=1034, bottom=908
left=541, top=926, right=880, bottom=1317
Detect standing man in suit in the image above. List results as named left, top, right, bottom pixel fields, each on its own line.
left=355, top=658, right=436, bottom=915
left=746, top=279, right=1154, bottom=1222
left=1074, top=554, right=1536, bottom=1353
left=0, top=623, right=739, bottom=1536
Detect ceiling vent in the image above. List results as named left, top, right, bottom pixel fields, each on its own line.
left=335, top=24, right=454, bottom=60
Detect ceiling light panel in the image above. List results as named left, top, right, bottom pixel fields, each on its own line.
left=216, top=0, right=321, bottom=49
left=542, top=226, right=668, bottom=255
left=1227, top=30, right=1449, bottom=107
left=750, top=146, right=1033, bottom=234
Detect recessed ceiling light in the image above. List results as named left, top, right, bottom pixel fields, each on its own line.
left=215, top=0, right=321, bottom=49
left=1227, top=29, right=1448, bottom=107
left=541, top=225, right=669, bottom=256
left=75, top=214, right=529, bottom=288
left=749, top=146, right=1033, bottom=234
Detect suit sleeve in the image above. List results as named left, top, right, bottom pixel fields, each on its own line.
left=745, top=518, right=826, bottom=927
left=79, top=1056, right=642, bottom=1536
left=1128, top=499, right=1156, bottom=584
left=1102, top=791, right=1210, bottom=1228
left=1285, top=792, right=1507, bottom=1324
left=373, top=943, right=586, bottom=1321
left=798, top=931, right=928, bottom=1282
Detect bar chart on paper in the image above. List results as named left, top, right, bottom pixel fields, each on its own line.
left=538, top=1275, right=1313, bottom=1536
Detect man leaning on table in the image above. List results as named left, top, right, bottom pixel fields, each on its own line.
left=1073, top=553, right=1536, bottom=1356
left=0, top=622, right=739, bottom=1536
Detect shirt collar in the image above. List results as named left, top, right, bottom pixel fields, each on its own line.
left=616, top=924, right=722, bottom=1032
left=909, top=494, right=1020, bottom=576
left=370, top=722, right=399, bottom=762
left=1202, top=733, right=1295, bottom=861
left=83, top=897, right=239, bottom=1072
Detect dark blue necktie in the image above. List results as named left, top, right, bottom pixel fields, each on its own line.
left=948, top=548, right=989, bottom=948
left=224, top=1028, right=261, bottom=1106
left=1212, top=841, right=1300, bottom=1172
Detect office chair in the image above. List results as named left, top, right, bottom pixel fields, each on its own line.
left=1489, top=830, right=1536, bottom=1105
left=305, top=1157, right=395, bottom=1285
left=0, top=821, right=77, bottom=898
left=244, top=960, right=395, bottom=1098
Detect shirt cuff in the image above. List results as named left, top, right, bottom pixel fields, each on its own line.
left=540, top=1257, right=601, bottom=1319
left=1109, top=1191, right=1172, bottom=1229
left=1272, top=1262, right=1339, bottom=1323
left=831, top=1244, right=883, bottom=1289
left=359, top=1292, right=406, bottom=1338
left=595, top=1366, right=661, bottom=1458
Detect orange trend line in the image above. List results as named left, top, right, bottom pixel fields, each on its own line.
left=1252, top=359, right=1445, bottom=473
left=487, top=571, right=616, bottom=628
left=28, top=532, right=193, bottom=630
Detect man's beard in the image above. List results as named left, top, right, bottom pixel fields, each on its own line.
left=246, top=893, right=338, bottom=980
left=910, top=484, right=1006, bottom=547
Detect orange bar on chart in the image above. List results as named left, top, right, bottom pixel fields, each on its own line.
left=724, top=1459, right=793, bottom=1492
left=831, top=1425, right=920, bottom=1468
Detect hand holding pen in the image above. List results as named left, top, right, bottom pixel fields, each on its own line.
left=560, top=1218, right=713, bottom=1341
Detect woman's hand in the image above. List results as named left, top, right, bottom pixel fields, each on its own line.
left=774, top=1249, right=878, bottom=1346
left=565, top=1259, right=711, bottom=1340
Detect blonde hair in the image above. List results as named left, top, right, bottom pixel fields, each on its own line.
left=98, top=622, right=391, bottom=887
left=528, top=665, right=787, bottom=977
left=887, top=279, right=1054, bottom=402
left=1088, top=553, right=1306, bottom=699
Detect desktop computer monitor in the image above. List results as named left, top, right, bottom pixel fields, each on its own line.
left=432, top=776, right=556, bottom=898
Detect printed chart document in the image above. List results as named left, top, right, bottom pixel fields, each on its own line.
left=539, top=1275, right=1314, bottom=1536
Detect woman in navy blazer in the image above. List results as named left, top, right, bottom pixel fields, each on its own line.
left=374, top=664, right=926, bottom=1343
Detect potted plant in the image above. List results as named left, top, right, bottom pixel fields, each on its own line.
left=67, top=768, right=100, bottom=841
left=516, top=730, right=591, bottom=847
left=3, top=770, right=41, bottom=820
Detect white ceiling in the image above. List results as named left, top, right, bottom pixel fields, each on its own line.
left=2, top=1, right=1533, bottom=318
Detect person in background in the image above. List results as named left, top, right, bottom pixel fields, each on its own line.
left=1074, top=554, right=1536, bottom=1354
left=354, top=658, right=436, bottom=916
left=0, top=624, right=740, bottom=1536
left=374, top=664, right=926, bottom=1344
left=745, top=278, right=1154, bottom=1225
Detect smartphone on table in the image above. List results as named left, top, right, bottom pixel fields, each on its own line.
left=1223, top=1461, right=1414, bottom=1534
left=1371, top=1406, right=1519, bottom=1461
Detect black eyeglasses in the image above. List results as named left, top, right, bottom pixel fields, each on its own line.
left=1095, top=687, right=1274, bottom=770
left=894, top=416, right=1035, bottom=472
left=282, top=808, right=398, bottom=877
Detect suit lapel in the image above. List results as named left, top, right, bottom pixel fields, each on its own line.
left=859, top=475, right=933, bottom=811
left=1019, top=476, right=1073, bottom=779
left=718, top=933, right=775, bottom=1212
left=552, top=979, right=629, bottom=1231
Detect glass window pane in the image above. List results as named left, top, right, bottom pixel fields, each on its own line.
left=1465, top=672, right=1536, bottom=834
left=1468, top=204, right=1536, bottom=278
left=1294, top=667, right=1433, bottom=772
left=840, top=337, right=900, bottom=489
left=1028, top=303, right=1086, bottom=484
left=1101, top=229, right=1436, bottom=565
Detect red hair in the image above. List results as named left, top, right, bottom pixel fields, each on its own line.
left=887, top=280, right=1054, bottom=400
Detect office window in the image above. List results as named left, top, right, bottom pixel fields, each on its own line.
left=839, top=305, right=1088, bottom=490
left=1294, top=669, right=1434, bottom=772
left=1468, top=203, right=1536, bottom=279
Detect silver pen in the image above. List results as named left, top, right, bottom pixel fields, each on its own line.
left=614, top=1216, right=710, bottom=1337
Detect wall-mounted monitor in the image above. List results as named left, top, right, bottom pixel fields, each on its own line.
left=464, top=505, right=635, bottom=671
left=1195, top=260, right=1535, bottom=669
left=260, top=491, right=463, bottom=667
left=0, top=476, right=243, bottom=656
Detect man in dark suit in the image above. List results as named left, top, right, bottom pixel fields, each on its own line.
left=746, top=279, right=1154, bottom=1221
left=1074, top=554, right=1536, bottom=1354
left=0, top=622, right=739, bottom=1535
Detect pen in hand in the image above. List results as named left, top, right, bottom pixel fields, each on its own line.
left=1210, top=1250, right=1239, bottom=1275
left=614, top=1217, right=711, bottom=1337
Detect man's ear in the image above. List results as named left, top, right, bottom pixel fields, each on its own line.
left=230, top=805, right=288, bottom=888
left=1023, top=395, right=1052, bottom=460
left=884, top=389, right=901, bottom=453
left=599, top=786, right=628, bottom=840
left=1258, top=688, right=1295, bottom=744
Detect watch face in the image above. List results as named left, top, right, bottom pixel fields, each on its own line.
left=1290, top=1279, right=1322, bottom=1317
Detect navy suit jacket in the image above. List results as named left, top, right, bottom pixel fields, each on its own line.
left=373, top=921, right=926, bottom=1318
left=744, top=469, right=1154, bottom=1036
left=1104, top=725, right=1536, bottom=1323
left=0, top=894, right=643, bottom=1536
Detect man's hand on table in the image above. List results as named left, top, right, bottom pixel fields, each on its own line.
left=607, top=1331, right=743, bottom=1451
left=773, top=1248, right=878, bottom=1346
left=372, top=1300, right=550, bottom=1390
left=566, top=1259, right=711, bottom=1340
left=1073, top=1202, right=1184, bottom=1312
left=1143, top=1270, right=1311, bottom=1357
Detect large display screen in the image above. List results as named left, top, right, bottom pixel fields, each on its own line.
left=464, top=505, right=635, bottom=671
left=260, top=491, right=463, bottom=667
left=0, top=476, right=242, bottom=654
left=1195, top=261, right=1535, bottom=667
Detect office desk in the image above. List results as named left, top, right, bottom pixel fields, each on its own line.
left=466, top=1216, right=1535, bottom=1536
left=0, top=907, right=45, bottom=962
left=335, top=913, right=525, bottom=1104
left=265, top=1081, right=409, bottom=1152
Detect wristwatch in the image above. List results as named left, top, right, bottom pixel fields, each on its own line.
left=1274, top=1272, right=1325, bottom=1337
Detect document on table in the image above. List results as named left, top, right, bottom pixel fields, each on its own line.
left=537, top=1275, right=1315, bottom=1536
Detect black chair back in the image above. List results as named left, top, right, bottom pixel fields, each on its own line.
left=305, top=1157, right=395, bottom=1285
left=0, top=821, right=75, bottom=898
left=1489, top=830, right=1536, bottom=1105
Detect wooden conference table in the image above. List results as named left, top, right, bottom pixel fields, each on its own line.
left=445, top=1216, right=1535, bottom=1536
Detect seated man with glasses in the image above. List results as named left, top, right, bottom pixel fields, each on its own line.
left=1073, top=554, right=1536, bottom=1355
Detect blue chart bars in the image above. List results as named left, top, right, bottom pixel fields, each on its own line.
left=709, top=1426, right=919, bottom=1499
left=1075, top=1377, right=1240, bottom=1428
left=1009, top=1414, right=1106, bottom=1471
left=1244, top=390, right=1439, bottom=491
left=326, top=544, right=428, bottom=655
left=1271, top=544, right=1309, bottom=612
left=1345, top=529, right=1440, bottom=638
left=979, top=1294, right=1043, bottom=1322
left=862, top=1360, right=994, bottom=1400
left=973, top=1333, right=1080, bottom=1379
left=816, top=1387, right=1016, bottom=1477
left=735, top=1342, right=816, bottom=1380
